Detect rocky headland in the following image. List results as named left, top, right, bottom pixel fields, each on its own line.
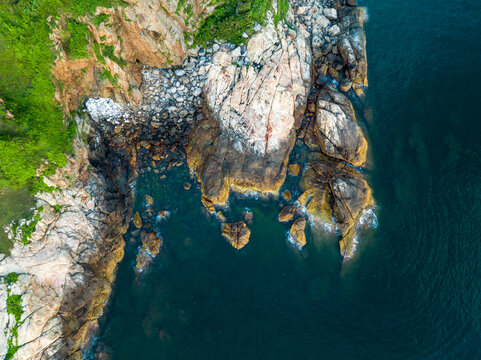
left=0, top=0, right=375, bottom=358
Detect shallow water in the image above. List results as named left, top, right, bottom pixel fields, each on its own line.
left=95, top=0, right=481, bottom=358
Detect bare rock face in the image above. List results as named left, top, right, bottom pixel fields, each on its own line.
left=52, top=0, right=213, bottom=113
left=289, top=218, right=307, bottom=249
left=315, top=86, right=367, bottom=167
left=0, top=136, right=129, bottom=359
left=188, top=19, right=312, bottom=206
left=337, top=7, right=368, bottom=86
left=221, top=222, right=251, bottom=250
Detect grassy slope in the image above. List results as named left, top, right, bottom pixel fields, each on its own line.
left=0, top=0, right=125, bottom=192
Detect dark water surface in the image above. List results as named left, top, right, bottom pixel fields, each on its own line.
left=96, top=1, right=481, bottom=358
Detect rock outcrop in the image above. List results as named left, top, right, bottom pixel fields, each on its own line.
left=289, top=218, right=307, bottom=249
left=315, top=85, right=367, bottom=166
left=51, top=0, right=214, bottom=113
left=187, top=17, right=312, bottom=206
left=0, top=124, right=131, bottom=359
left=135, top=231, right=163, bottom=274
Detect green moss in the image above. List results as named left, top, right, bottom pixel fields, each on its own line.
left=52, top=204, right=62, bottom=212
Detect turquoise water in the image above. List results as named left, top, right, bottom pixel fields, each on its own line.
left=95, top=0, right=481, bottom=358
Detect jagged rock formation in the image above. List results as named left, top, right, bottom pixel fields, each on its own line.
left=51, top=0, right=213, bottom=113
left=187, top=17, right=312, bottom=207
left=314, top=86, right=367, bottom=167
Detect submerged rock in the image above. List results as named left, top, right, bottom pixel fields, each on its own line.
left=221, top=222, right=251, bottom=250
left=289, top=218, right=307, bottom=249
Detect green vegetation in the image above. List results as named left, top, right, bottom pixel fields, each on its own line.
left=10, top=206, right=44, bottom=245
left=0, top=0, right=126, bottom=193
left=92, top=13, right=111, bottom=26
left=273, top=0, right=289, bottom=25
left=193, top=0, right=288, bottom=46
left=5, top=272, right=19, bottom=286
left=64, top=19, right=90, bottom=59
left=101, top=44, right=127, bottom=68
left=3, top=272, right=23, bottom=360
left=53, top=204, right=62, bottom=212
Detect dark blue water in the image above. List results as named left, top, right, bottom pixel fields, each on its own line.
left=95, top=1, right=481, bottom=358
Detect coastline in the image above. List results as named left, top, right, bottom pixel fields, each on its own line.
left=0, top=0, right=374, bottom=357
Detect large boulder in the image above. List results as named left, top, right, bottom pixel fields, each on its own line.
left=289, top=218, right=307, bottom=249
left=188, top=18, right=312, bottom=206
left=221, top=222, right=251, bottom=250
left=315, top=86, right=367, bottom=167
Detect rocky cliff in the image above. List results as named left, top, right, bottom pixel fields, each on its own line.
left=0, top=0, right=375, bottom=358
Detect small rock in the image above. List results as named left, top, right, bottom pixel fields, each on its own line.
left=347, top=0, right=357, bottom=6
left=145, top=195, right=154, bottom=205
left=157, top=210, right=170, bottom=220
left=183, top=182, right=191, bottom=190
left=216, top=211, right=227, bottom=222
left=288, top=163, right=301, bottom=177
left=289, top=218, right=307, bottom=249
left=323, top=8, right=337, bottom=20
left=283, top=190, right=292, bottom=201
left=279, top=205, right=296, bottom=222
left=133, top=212, right=143, bottom=228
left=243, top=210, right=253, bottom=223
left=339, top=78, right=352, bottom=92
left=242, top=32, right=249, bottom=39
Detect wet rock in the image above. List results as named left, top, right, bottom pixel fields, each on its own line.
left=282, top=190, right=292, bottom=201
left=339, top=78, right=352, bottom=92
left=279, top=205, right=296, bottom=223
left=136, top=231, right=163, bottom=274
left=216, top=211, right=227, bottom=223
left=314, top=86, right=367, bottom=167
left=183, top=182, right=191, bottom=190
left=221, top=222, right=251, bottom=250
left=145, top=194, right=154, bottom=205
left=289, top=218, right=307, bottom=249
left=134, top=211, right=143, bottom=228
left=288, top=163, right=301, bottom=177
left=157, top=210, right=170, bottom=221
